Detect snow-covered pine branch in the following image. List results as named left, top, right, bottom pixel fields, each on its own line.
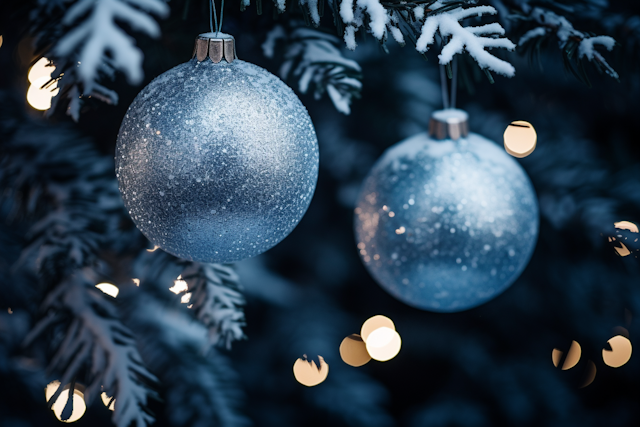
left=1, top=110, right=156, bottom=427
left=180, top=263, right=246, bottom=350
left=30, top=0, right=169, bottom=120
left=24, top=269, right=158, bottom=427
left=414, top=2, right=516, bottom=76
left=127, top=296, right=249, bottom=427
left=255, top=0, right=515, bottom=79
left=263, top=26, right=363, bottom=114
left=516, top=7, right=618, bottom=81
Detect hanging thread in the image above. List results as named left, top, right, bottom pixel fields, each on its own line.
left=439, top=64, right=450, bottom=110
left=209, top=0, right=225, bottom=35
left=450, top=57, right=458, bottom=109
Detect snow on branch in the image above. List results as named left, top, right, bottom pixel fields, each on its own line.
left=1, top=113, right=156, bottom=427
left=129, top=296, right=249, bottom=427
left=24, top=269, right=158, bottom=427
left=181, top=263, right=246, bottom=350
left=31, top=0, right=169, bottom=120
left=263, top=26, right=363, bottom=114
left=516, top=7, right=618, bottom=80
left=255, top=0, right=514, bottom=79
left=415, top=3, right=516, bottom=76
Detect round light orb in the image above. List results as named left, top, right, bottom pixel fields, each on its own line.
left=293, top=355, right=329, bottom=387
left=116, top=34, right=319, bottom=263
left=339, top=334, right=371, bottom=367
left=365, top=327, right=401, bottom=362
left=355, top=132, right=539, bottom=312
left=27, top=76, right=58, bottom=111
left=45, top=381, right=86, bottom=423
left=552, top=340, right=581, bottom=370
left=503, top=120, right=537, bottom=158
left=603, top=335, right=632, bottom=368
left=360, top=315, right=395, bottom=342
left=101, top=392, right=115, bottom=411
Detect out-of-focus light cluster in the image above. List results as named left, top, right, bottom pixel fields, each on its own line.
left=45, top=380, right=86, bottom=423
left=293, top=355, right=329, bottom=387
left=552, top=332, right=632, bottom=388
left=339, top=315, right=401, bottom=368
left=27, top=57, right=59, bottom=111
left=609, top=221, right=639, bottom=257
left=95, top=282, right=119, bottom=298
left=504, top=121, right=537, bottom=158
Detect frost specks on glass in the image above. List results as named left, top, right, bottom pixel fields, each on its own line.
left=116, top=59, right=319, bottom=263
left=354, top=133, right=539, bottom=312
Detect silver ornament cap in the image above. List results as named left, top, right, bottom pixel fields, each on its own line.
left=429, top=108, right=469, bottom=140
left=192, top=32, right=237, bottom=63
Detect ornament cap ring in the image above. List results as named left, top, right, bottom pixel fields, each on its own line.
left=192, top=32, right=237, bottom=63
left=429, top=108, right=469, bottom=141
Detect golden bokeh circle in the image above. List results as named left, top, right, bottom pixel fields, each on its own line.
left=365, top=327, right=401, bottom=362
left=504, top=120, right=537, bottom=158
left=339, top=334, right=371, bottom=367
left=293, top=355, right=329, bottom=387
left=360, top=315, right=395, bottom=342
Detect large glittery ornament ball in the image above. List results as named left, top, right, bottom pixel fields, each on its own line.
left=116, top=34, right=319, bottom=263
left=354, top=132, right=538, bottom=312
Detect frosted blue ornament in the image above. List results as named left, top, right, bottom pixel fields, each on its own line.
left=116, top=34, right=319, bottom=263
left=354, top=110, right=538, bottom=312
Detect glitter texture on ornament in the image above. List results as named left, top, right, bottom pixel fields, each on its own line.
left=354, top=132, right=539, bottom=312
left=116, top=40, right=319, bottom=263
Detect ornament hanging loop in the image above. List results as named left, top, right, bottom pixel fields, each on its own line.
left=209, top=0, right=225, bottom=36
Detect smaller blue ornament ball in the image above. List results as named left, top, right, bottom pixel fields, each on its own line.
left=116, top=34, right=319, bottom=263
left=354, top=130, right=539, bottom=312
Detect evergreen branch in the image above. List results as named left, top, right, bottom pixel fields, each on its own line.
left=181, top=263, right=247, bottom=350
left=25, top=270, right=158, bottom=427
left=514, top=7, right=618, bottom=83
left=29, top=0, right=169, bottom=120
left=263, top=25, right=363, bottom=114
left=127, top=296, right=249, bottom=427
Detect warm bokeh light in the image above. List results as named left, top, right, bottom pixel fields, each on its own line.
left=181, top=293, right=192, bottom=304
left=27, top=76, right=59, bottom=111
left=503, top=120, right=537, bottom=158
left=552, top=340, right=581, bottom=370
left=339, top=334, right=371, bottom=367
left=28, top=57, right=54, bottom=83
left=365, top=327, right=401, bottom=362
left=614, top=221, right=639, bottom=233
left=132, top=278, right=140, bottom=286
left=360, top=315, right=395, bottom=342
left=0, top=35, right=3, bottom=49
left=95, top=282, right=119, bottom=298
left=170, top=275, right=188, bottom=294
left=602, top=335, right=632, bottom=368
left=580, top=360, right=597, bottom=388
left=101, top=392, right=115, bottom=411
left=146, top=245, right=160, bottom=252
left=45, top=381, right=87, bottom=423
left=8, top=308, right=12, bottom=314
left=293, top=355, right=329, bottom=387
